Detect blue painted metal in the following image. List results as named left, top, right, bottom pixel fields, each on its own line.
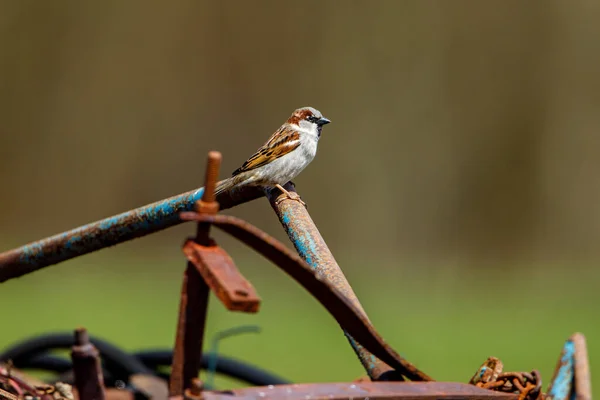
left=547, top=338, right=575, bottom=400
left=265, top=183, right=402, bottom=381
left=0, top=185, right=264, bottom=283
left=547, top=333, right=591, bottom=400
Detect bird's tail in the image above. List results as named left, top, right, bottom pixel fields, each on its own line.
left=214, top=177, right=236, bottom=197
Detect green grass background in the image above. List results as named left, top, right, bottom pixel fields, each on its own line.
left=0, top=234, right=596, bottom=392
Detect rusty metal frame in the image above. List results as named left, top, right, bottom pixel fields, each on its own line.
left=179, top=212, right=430, bottom=382
left=0, top=151, right=593, bottom=400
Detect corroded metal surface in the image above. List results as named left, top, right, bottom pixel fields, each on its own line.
left=475, top=370, right=542, bottom=400
left=183, top=240, right=260, bottom=313
left=264, top=183, right=397, bottom=381
left=1, top=150, right=591, bottom=399
left=183, top=378, right=204, bottom=400
left=547, top=333, right=591, bottom=400
left=169, top=152, right=220, bottom=397
left=129, top=374, right=169, bottom=400
left=179, top=212, right=432, bottom=382
left=169, top=264, right=209, bottom=398
left=572, top=333, right=591, bottom=400
left=70, top=328, right=105, bottom=400
left=103, top=389, right=135, bottom=400
left=469, top=357, right=504, bottom=385
left=0, top=184, right=264, bottom=283
left=189, top=382, right=517, bottom=400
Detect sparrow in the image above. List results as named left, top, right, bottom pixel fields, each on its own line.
left=214, top=106, right=331, bottom=206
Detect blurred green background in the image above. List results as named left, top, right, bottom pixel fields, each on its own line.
left=0, top=0, right=598, bottom=392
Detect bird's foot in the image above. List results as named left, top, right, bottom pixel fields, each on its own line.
left=274, top=184, right=307, bottom=207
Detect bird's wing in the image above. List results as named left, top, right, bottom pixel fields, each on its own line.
left=232, top=125, right=300, bottom=176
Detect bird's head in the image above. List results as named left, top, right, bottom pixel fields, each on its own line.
left=287, top=106, right=331, bottom=136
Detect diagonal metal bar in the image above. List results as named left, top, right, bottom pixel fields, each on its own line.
left=264, top=183, right=401, bottom=381
left=0, top=185, right=264, bottom=283
left=547, top=333, right=591, bottom=400
left=179, top=212, right=432, bottom=382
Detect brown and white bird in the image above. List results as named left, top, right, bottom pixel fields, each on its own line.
left=214, top=106, right=330, bottom=205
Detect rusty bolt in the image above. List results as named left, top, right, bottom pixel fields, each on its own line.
left=194, top=152, right=222, bottom=245
left=199, top=151, right=222, bottom=206
left=183, top=378, right=203, bottom=400
left=74, top=327, right=89, bottom=346
left=71, top=327, right=105, bottom=400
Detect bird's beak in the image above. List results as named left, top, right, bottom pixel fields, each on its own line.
left=317, top=117, right=331, bottom=126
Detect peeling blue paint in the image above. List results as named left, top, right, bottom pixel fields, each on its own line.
left=345, top=333, right=380, bottom=377
left=14, top=187, right=205, bottom=268
left=549, top=340, right=575, bottom=400
left=277, top=203, right=391, bottom=380
left=281, top=210, right=320, bottom=268
left=477, top=366, right=488, bottom=380
left=282, top=210, right=292, bottom=225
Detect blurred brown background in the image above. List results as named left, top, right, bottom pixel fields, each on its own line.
left=0, top=0, right=598, bottom=388
left=2, top=1, right=600, bottom=265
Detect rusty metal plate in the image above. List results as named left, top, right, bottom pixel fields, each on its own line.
left=183, top=240, right=261, bottom=313
left=198, top=382, right=518, bottom=400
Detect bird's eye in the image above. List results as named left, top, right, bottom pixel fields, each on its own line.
left=307, top=115, right=318, bottom=122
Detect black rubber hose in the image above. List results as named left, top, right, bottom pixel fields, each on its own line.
left=134, top=350, right=290, bottom=386
left=1, top=333, right=290, bottom=386
left=0, top=333, right=153, bottom=381
left=19, top=354, right=72, bottom=373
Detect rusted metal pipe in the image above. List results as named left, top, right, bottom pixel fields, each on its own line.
left=180, top=212, right=432, bottom=382
left=262, top=183, right=410, bottom=381
left=169, top=152, right=221, bottom=397
left=547, top=333, right=591, bottom=400
left=71, top=327, right=106, bottom=400
left=0, top=170, right=264, bottom=283
left=572, top=333, right=592, bottom=400
left=169, top=263, right=209, bottom=398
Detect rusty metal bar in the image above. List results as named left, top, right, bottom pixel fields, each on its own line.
left=169, top=264, right=209, bottom=398
left=169, top=152, right=223, bottom=397
left=572, top=333, right=592, bottom=400
left=264, top=183, right=398, bottom=381
left=180, top=212, right=432, bottom=382
left=71, top=327, right=106, bottom=400
left=547, top=333, right=591, bottom=400
left=191, top=382, right=517, bottom=400
left=0, top=182, right=264, bottom=283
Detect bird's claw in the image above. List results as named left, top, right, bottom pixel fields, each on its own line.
left=273, top=184, right=307, bottom=207
left=275, top=193, right=307, bottom=207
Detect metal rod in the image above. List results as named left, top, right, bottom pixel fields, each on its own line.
left=181, top=212, right=432, bottom=382
left=572, top=333, right=592, bottom=400
left=71, top=327, right=106, bottom=400
left=265, top=183, right=397, bottom=381
left=0, top=180, right=264, bottom=283
left=170, top=152, right=223, bottom=397
left=169, top=264, right=210, bottom=397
